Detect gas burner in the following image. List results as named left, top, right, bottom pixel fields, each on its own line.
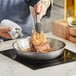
left=1, top=49, right=76, bottom=70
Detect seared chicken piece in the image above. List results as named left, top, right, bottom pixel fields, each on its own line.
left=31, top=31, right=51, bottom=53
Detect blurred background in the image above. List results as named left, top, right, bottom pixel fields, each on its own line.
left=31, top=0, right=64, bottom=33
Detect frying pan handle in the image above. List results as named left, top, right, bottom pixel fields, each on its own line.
left=35, top=13, right=41, bottom=33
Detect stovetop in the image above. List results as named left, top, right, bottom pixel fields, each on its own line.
left=1, top=49, right=76, bottom=70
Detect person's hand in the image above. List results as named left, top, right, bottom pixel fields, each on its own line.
left=34, top=0, right=50, bottom=19
left=0, top=27, right=11, bottom=39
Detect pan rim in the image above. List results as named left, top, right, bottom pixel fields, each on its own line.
left=13, top=37, right=66, bottom=55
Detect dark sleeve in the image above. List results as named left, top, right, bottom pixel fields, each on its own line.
left=28, top=0, right=40, bottom=6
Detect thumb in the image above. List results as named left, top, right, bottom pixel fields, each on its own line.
left=34, top=1, right=42, bottom=15
left=36, top=2, right=42, bottom=13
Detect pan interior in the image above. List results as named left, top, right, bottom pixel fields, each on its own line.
left=15, top=37, right=65, bottom=53
left=47, top=38, right=65, bottom=51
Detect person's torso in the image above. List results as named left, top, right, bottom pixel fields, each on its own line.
left=0, top=0, right=30, bottom=24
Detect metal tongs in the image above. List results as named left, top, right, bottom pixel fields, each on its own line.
left=35, top=13, right=41, bottom=33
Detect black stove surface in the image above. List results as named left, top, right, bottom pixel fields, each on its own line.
left=1, top=49, right=76, bottom=70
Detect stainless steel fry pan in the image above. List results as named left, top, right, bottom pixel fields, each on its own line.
left=13, top=37, right=66, bottom=60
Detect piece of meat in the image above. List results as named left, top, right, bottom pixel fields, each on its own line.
left=31, top=31, right=51, bottom=53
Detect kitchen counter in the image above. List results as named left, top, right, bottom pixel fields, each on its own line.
left=0, top=32, right=76, bottom=76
